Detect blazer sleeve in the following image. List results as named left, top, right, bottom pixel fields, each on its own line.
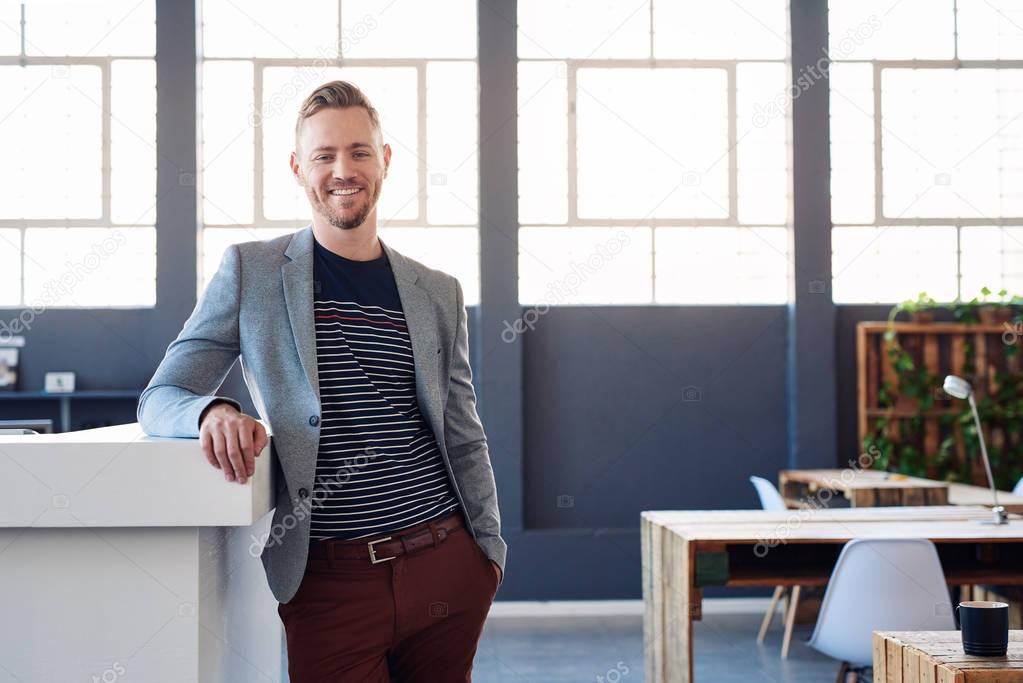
left=443, top=277, right=507, bottom=581
left=136, top=244, right=244, bottom=437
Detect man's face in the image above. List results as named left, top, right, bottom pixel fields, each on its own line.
left=290, top=106, right=391, bottom=231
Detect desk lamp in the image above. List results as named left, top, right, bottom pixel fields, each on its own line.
left=943, top=375, right=1008, bottom=525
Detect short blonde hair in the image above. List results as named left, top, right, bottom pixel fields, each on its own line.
left=294, top=80, right=381, bottom=150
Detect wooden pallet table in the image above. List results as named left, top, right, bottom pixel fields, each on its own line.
left=778, top=469, right=1023, bottom=513
left=948, top=484, right=1023, bottom=515
left=874, top=631, right=1023, bottom=682
left=642, top=507, right=1023, bottom=683
left=780, top=468, right=950, bottom=507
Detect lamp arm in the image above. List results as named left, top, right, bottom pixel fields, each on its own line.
left=968, top=392, right=1001, bottom=510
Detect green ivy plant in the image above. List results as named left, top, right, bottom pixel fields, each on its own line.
left=886, top=291, right=938, bottom=329
left=864, top=288, right=1023, bottom=488
left=952, top=287, right=1020, bottom=325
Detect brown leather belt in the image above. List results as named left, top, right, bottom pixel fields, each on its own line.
left=307, top=512, right=464, bottom=564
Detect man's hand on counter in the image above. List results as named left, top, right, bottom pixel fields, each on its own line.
left=199, top=402, right=268, bottom=485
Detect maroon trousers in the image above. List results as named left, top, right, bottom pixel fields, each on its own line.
left=278, top=513, right=499, bottom=682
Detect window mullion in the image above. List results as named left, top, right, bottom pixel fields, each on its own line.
left=873, top=62, right=883, bottom=224
left=253, top=61, right=265, bottom=225
left=566, top=61, right=577, bottom=224
left=417, top=61, right=427, bottom=224
left=102, top=58, right=112, bottom=224
left=727, top=62, right=737, bottom=223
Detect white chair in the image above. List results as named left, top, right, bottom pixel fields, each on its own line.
left=749, top=476, right=802, bottom=658
left=1013, top=476, right=1023, bottom=497
left=750, top=475, right=788, bottom=512
left=807, top=538, right=955, bottom=682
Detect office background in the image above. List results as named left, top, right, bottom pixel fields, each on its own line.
left=1, top=0, right=1021, bottom=600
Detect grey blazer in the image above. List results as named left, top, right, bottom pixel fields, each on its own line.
left=137, top=226, right=506, bottom=604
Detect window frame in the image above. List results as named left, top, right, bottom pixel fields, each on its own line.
left=200, top=55, right=481, bottom=231
left=517, top=53, right=792, bottom=305
left=830, top=57, right=1023, bottom=303
left=0, top=54, right=157, bottom=309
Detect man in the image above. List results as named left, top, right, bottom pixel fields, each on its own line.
left=138, top=80, right=505, bottom=681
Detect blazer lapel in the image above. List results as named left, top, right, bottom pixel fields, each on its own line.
left=381, top=239, right=443, bottom=443
left=282, top=226, right=319, bottom=402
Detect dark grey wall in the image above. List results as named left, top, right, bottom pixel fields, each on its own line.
left=7, top=311, right=159, bottom=392
left=522, top=306, right=789, bottom=530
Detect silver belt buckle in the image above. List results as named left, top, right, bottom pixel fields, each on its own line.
left=368, top=536, right=395, bottom=564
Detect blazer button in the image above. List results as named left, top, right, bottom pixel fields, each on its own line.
left=309, top=415, right=320, bottom=426
left=298, top=487, right=309, bottom=499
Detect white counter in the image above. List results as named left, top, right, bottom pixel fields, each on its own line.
left=0, top=423, right=284, bottom=683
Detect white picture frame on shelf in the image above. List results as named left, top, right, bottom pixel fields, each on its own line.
left=44, top=372, right=76, bottom=394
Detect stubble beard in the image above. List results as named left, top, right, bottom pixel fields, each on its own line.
left=313, top=182, right=381, bottom=231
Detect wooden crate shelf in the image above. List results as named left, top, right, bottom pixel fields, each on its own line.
left=856, top=322, right=1022, bottom=486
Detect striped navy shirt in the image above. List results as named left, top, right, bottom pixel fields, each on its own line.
left=309, top=238, right=460, bottom=540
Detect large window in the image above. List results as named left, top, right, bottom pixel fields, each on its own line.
left=0, top=0, right=157, bottom=308
left=517, top=0, right=792, bottom=304
left=829, top=0, right=1023, bottom=303
left=200, top=0, right=480, bottom=303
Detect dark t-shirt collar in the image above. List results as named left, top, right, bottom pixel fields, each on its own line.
left=312, top=237, right=390, bottom=270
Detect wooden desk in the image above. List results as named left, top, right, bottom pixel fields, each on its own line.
left=642, top=506, right=1023, bottom=683
left=779, top=469, right=1023, bottom=514
left=948, top=483, right=1023, bottom=515
left=874, top=631, right=1023, bottom=682
left=780, top=468, right=949, bottom=507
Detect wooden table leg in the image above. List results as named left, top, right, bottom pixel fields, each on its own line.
left=643, top=516, right=662, bottom=683
left=781, top=585, right=802, bottom=658
left=758, top=585, right=784, bottom=643
left=665, top=533, right=694, bottom=682
left=643, top=519, right=695, bottom=683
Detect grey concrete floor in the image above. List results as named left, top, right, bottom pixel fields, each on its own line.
left=473, top=612, right=847, bottom=683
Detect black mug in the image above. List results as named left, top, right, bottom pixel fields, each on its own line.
left=958, top=600, right=1009, bottom=657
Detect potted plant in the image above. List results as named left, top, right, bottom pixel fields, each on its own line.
left=886, top=292, right=938, bottom=331
left=953, top=287, right=1022, bottom=325
left=976, top=287, right=1016, bottom=325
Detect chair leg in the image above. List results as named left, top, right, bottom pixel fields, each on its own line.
left=757, top=585, right=785, bottom=643
left=781, top=584, right=801, bottom=659
left=834, top=661, right=849, bottom=683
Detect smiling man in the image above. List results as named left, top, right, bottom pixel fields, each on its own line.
left=138, top=81, right=505, bottom=682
